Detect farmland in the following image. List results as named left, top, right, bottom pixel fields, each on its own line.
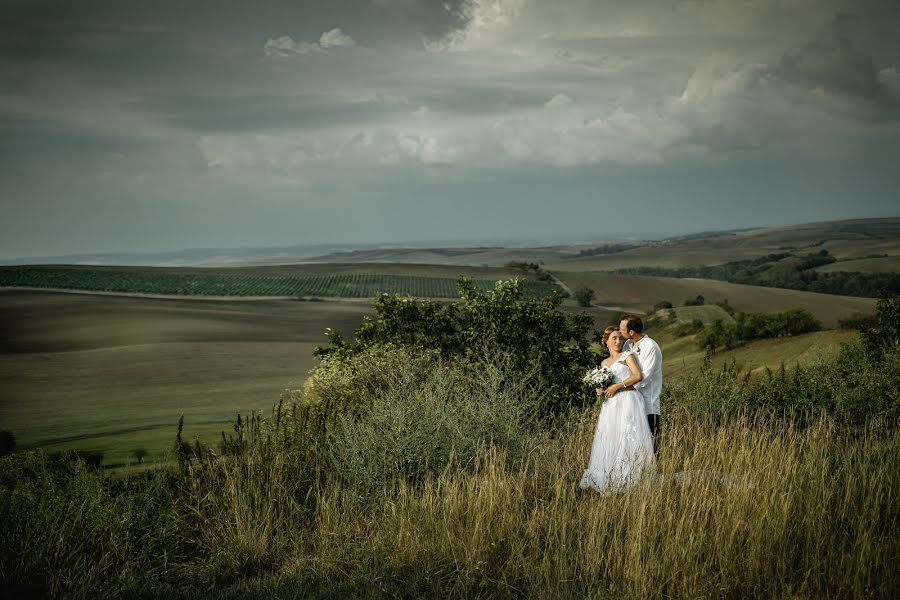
left=300, top=218, right=900, bottom=270
left=0, top=265, right=555, bottom=299
left=0, top=290, right=373, bottom=464
left=1, top=217, right=896, bottom=468
left=816, top=255, right=900, bottom=273
left=552, top=271, right=877, bottom=327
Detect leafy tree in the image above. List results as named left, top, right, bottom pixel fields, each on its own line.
left=132, top=448, right=148, bottom=465
left=862, top=293, right=900, bottom=355
left=315, top=278, right=601, bottom=414
left=684, top=295, right=706, bottom=306
left=653, top=300, right=673, bottom=311
left=573, top=286, right=595, bottom=307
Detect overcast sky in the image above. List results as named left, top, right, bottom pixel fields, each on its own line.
left=2, top=0, right=899, bottom=260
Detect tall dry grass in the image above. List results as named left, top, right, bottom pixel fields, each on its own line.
left=172, top=347, right=898, bottom=597
left=274, top=412, right=897, bottom=598
left=2, top=346, right=897, bottom=598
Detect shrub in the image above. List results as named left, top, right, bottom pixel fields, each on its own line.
left=315, top=278, right=600, bottom=414
left=653, top=300, right=673, bottom=311
left=313, top=349, right=543, bottom=493
left=684, top=295, right=706, bottom=306
left=674, top=318, right=704, bottom=338
left=573, top=285, right=594, bottom=307
left=698, top=308, right=821, bottom=351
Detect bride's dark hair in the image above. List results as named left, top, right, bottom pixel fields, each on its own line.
left=601, top=325, right=618, bottom=345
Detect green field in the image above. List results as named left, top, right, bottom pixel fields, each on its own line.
left=0, top=265, right=555, bottom=299
left=0, top=290, right=373, bottom=465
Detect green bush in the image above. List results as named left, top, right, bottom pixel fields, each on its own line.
left=315, top=278, right=600, bottom=414
left=674, top=318, right=704, bottom=337
left=573, top=285, right=594, bottom=307
left=684, top=295, right=706, bottom=306
left=311, top=348, right=543, bottom=493
left=667, top=335, right=899, bottom=427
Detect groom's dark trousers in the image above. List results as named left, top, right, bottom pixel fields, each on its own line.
left=647, top=414, right=660, bottom=457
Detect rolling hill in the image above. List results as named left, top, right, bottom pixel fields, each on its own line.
left=553, top=272, right=876, bottom=327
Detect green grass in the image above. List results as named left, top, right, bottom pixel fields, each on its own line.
left=657, top=329, right=857, bottom=379
left=0, top=290, right=374, bottom=466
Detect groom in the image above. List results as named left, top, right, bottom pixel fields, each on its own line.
left=619, top=315, right=662, bottom=455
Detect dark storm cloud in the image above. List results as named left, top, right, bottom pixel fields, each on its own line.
left=772, top=13, right=900, bottom=117
left=373, top=0, right=469, bottom=39
left=1, top=0, right=898, bottom=260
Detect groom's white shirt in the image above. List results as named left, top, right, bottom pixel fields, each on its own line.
left=624, top=335, right=662, bottom=415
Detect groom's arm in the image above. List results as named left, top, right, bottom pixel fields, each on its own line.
left=634, top=344, right=660, bottom=391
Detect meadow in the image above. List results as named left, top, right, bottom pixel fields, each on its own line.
left=2, top=339, right=897, bottom=598
left=0, top=290, right=372, bottom=464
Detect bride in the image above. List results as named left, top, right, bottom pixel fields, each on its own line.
left=579, top=326, right=656, bottom=494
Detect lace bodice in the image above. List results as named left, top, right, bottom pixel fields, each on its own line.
left=605, top=351, right=635, bottom=384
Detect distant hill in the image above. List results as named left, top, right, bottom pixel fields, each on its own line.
left=301, top=217, right=900, bottom=271
left=5, top=217, right=896, bottom=272
left=553, top=272, right=876, bottom=328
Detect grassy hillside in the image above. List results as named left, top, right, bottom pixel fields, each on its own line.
left=3, top=339, right=894, bottom=598
left=816, top=255, right=900, bottom=273
left=553, top=272, right=876, bottom=326
left=655, top=327, right=857, bottom=380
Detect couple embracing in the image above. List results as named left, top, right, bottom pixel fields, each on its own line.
left=579, top=315, right=662, bottom=494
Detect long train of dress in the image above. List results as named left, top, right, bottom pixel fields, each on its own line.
left=579, top=352, right=655, bottom=494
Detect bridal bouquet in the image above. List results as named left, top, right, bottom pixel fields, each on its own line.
left=583, top=366, right=614, bottom=389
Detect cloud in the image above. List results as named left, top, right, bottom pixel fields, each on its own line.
left=319, top=28, right=356, bottom=48
left=423, top=0, right=526, bottom=52
left=545, top=93, right=572, bottom=108
left=264, top=28, right=356, bottom=58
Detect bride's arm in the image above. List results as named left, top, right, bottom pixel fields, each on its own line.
left=604, top=354, right=644, bottom=398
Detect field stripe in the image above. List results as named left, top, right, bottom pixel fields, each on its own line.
left=0, top=266, right=555, bottom=299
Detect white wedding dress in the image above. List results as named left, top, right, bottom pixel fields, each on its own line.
left=579, top=351, right=656, bottom=494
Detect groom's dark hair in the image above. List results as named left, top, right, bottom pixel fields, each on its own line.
left=622, top=315, right=644, bottom=334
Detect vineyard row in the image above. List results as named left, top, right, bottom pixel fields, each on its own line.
left=0, top=266, right=555, bottom=300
